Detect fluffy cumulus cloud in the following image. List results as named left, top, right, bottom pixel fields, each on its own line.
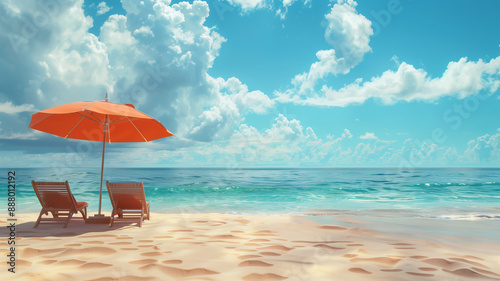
left=0, top=0, right=110, bottom=144
left=0, top=102, right=36, bottom=114
left=285, top=0, right=373, bottom=94
left=274, top=0, right=500, bottom=107
left=359, top=132, right=377, bottom=140
left=0, top=0, right=275, bottom=154
left=278, top=57, right=500, bottom=107
left=97, top=2, right=111, bottom=15
left=464, top=131, right=500, bottom=163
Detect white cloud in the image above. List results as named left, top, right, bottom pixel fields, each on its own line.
left=97, top=1, right=111, bottom=15
left=0, top=102, right=35, bottom=114
left=276, top=0, right=311, bottom=19
left=278, top=57, right=500, bottom=107
left=288, top=0, right=372, bottom=94
left=464, top=132, right=500, bottom=163
left=0, top=0, right=275, bottom=148
left=226, top=0, right=267, bottom=12
left=359, top=132, right=377, bottom=140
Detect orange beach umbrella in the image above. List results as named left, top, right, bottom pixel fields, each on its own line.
left=28, top=94, right=173, bottom=218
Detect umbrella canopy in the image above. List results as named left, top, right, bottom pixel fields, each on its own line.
left=28, top=96, right=173, bottom=217
left=28, top=100, right=172, bottom=143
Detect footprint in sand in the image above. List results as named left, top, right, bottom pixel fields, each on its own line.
left=259, top=245, right=294, bottom=252
left=238, top=255, right=262, bottom=260
left=231, top=230, right=245, bottom=233
left=343, top=254, right=358, bottom=258
left=121, top=248, right=138, bottom=251
left=37, top=260, right=57, bottom=265
left=138, top=245, right=155, bottom=248
left=129, top=259, right=158, bottom=265
left=235, top=219, right=250, bottom=224
left=245, top=243, right=261, bottom=246
left=116, top=236, right=133, bottom=240
left=162, top=260, right=183, bottom=264
left=242, top=273, right=287, bottom=281
left=260, top=252, right=281, bottom=256
left=380, top=269, right=403, bottom=272
left=64, top=243, right=81, bottom=247
left=82, top=241, right=105, bottom=244
left=153, top=236, right=174, bottom=239
left=22, top=247, right=66, bottom=258
left=56, top=259, right=86, bottom=266
left=407, top=272, right=434, bottom=277
left=422, top=258, right=463, bottom=270
left=139, top=264, right=218, bottom=279
left=171, top=229, right=194, bottom=233
left=251, top=230, right=276, bottom=237
left=410, top=255, right=428, bottom=259
left=141, top=252, right=162, bottom=257
left=349, top=268, right=372, bottom=274
left=80, top=262, right=113, bottom=269
left=347, top=244, right=364, bottom=246
left=236, top=249, right=257, bottom=252
left=138, top=240, right=154, bottom=243
left=250, top=239, right=269, bottom=242
left=419, top=267, right=438, bottom=272
left=239, top=260, right=273, bottom=267
left=350, top=257, right=401, bottom=267
left=319, top=225, right=347, bottom=231
left=314, top=244, right=345, bottom=251
left=109, top=242, right=133, bottom=245
left=210, top=235, right=243, bottom=240
left=17, top=260, right=32, bottom=266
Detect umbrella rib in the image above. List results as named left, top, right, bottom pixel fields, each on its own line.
left=82, top=100, right=98, bottom=111
left=126, top=116, right=148, bottom=142
left=65, top=111, right=92, bottom=138
left=74, top=112, right=103, bottom=124
left=89, top=111, right=106, bottom=124
left=108, top=117, right=141, bottom=125
left=107, top=122, right=111, bottom=143
left=27, top=113, right=54, bottom=128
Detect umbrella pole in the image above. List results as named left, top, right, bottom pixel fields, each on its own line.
left=98, top=131, right=106, bottom=215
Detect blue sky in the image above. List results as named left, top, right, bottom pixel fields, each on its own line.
left=0, top=0, right=499, bottom=168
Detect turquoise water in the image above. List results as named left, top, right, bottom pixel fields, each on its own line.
left=3, top=168, right=500, bottom=220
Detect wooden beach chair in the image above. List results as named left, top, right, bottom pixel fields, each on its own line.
left=106, top=181, right=150, bottom=227
left=31, top=181, right=88, bottom=228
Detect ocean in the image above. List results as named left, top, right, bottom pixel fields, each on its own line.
left=4, top=167, right=500, bottom=221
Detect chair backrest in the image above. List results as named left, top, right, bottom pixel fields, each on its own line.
left=106, top=181, right=147, bottom=210
left=32, top=181, right=78, bottom=211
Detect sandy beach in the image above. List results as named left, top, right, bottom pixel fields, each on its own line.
left=2, top=213, right=500, bottom=281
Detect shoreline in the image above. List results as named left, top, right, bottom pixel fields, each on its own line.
left=2, top=213, right=500, bottom=280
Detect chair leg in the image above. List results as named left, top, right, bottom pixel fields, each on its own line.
left=34, top=210, right=45, bottom=228
left=79, top=207, right=87, bottom=221
left=63, top=213, right=73, bottom=228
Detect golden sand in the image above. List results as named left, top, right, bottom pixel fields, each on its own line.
left=2, top=213, right=500, bottom=281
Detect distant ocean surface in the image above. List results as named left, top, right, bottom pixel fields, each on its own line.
left=4, top=168, right=500, bottom=220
